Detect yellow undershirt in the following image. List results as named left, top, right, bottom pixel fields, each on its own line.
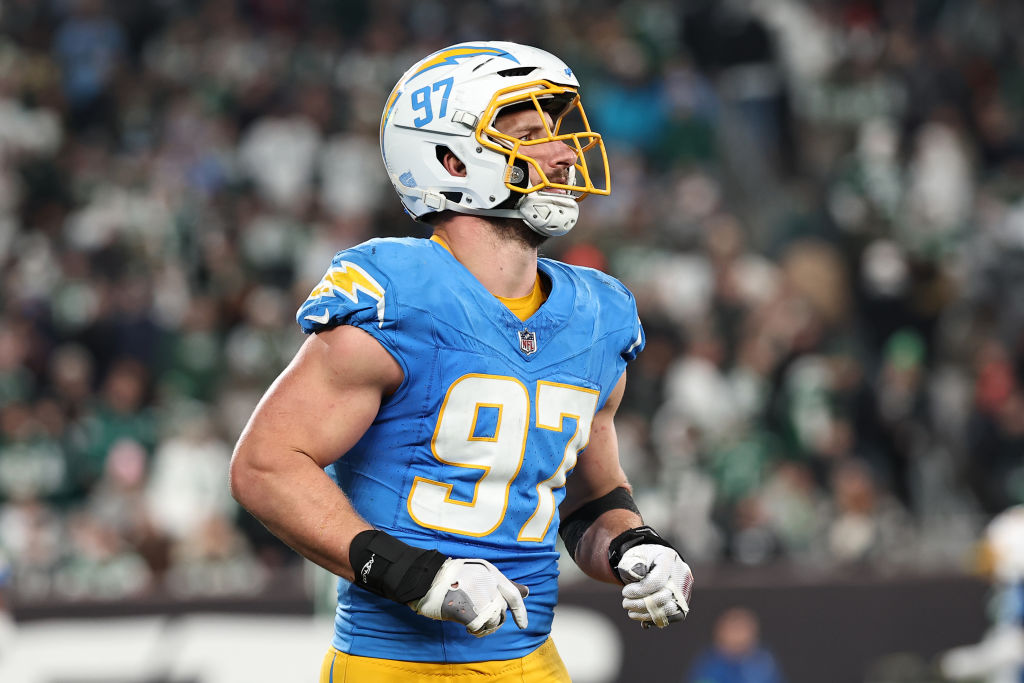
left=431, top=235, right=546, bottom=321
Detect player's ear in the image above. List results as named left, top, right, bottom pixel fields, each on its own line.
left=437, top=146, right=467, bottom=177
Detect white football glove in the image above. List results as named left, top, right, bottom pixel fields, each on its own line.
left=411, top=558, right=529, bottom=637
left=617, top=544, right=694, bottom=628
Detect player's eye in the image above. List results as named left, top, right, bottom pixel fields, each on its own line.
left=518, top=129, right=543, bottom=142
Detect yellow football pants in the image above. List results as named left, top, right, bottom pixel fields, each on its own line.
left=319, top=637, right=571, bottom=682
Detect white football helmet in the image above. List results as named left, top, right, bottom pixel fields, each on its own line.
left=380, top=41, right=610, bottom=237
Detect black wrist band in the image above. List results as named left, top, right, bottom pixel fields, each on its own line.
left=348, top=529, right=447, bottom=604
left=559, top=486, right=641, bottom=561
left=607, top=525, right=678, bottom=584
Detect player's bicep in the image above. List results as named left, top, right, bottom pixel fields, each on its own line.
left=236, top=324, right=404, bottom=470
left=561, top=371, right=631, bottom=516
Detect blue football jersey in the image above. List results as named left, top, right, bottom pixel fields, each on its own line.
left=296, top=237, right=645, bottom=663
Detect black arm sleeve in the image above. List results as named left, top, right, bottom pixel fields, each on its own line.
left=558, top=486, right=640, bottom=562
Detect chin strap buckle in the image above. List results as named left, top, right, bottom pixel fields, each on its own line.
left=451, top=110, right=479, bottom=129
left=422, top=192, right=447, bottom=210
left=390, top=173, right=448, bottom=211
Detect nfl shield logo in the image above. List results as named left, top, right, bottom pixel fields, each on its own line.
left=518, top=329, right=537, bottom=355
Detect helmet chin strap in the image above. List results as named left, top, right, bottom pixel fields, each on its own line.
left=390, top=175, right=580, bottom=237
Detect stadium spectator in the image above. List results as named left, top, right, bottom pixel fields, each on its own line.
left=687, top=607, right=787, bottom=683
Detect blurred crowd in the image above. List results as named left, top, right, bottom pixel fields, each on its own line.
left=1, top=0, right=1023, bottom=604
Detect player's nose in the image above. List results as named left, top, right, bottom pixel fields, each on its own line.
left=539, top=137, right=577, bottom=170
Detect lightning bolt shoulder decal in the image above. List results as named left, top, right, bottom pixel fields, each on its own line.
left=304, top=260, right=387, bottom=328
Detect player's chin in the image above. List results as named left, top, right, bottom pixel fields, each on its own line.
left=492, top=216, right=548, bottom=248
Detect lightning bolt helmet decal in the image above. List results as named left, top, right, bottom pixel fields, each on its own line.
left=407, top=45, right=520, bottom=82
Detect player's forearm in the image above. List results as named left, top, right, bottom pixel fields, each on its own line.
left=229, top=447, right=371, bottom=581
left=572, top=508, right=644, bottom=584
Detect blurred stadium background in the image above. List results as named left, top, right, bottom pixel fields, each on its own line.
left=1, top=0, right=1023, bottom=681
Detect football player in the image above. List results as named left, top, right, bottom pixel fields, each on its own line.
left=230, top=41, right=694, bottom=682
